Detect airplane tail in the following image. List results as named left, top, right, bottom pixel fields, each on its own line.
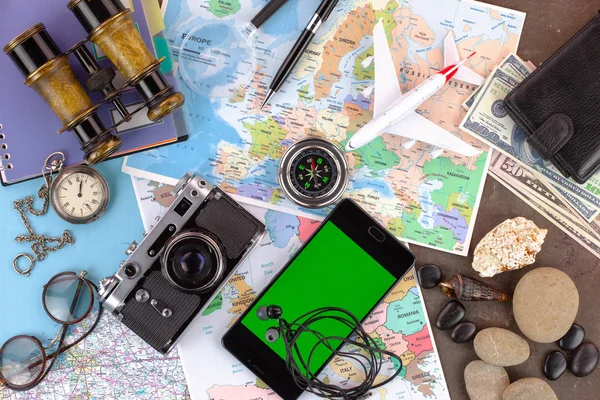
left=443, top=32, right=485, bottom=86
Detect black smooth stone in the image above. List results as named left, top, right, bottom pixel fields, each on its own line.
left=436, top=300, right=466, bottom=330
left=544, top=351, right=567, bottom=381
left=558, top=323, right=585, bottom=351
left=570, top=343, right=600, bottom=377
left=450, top=321, right=477, bottom=343
left=417, top=264, right=442, bottom=289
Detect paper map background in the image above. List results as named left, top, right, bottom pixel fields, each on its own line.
left=131, top=176, right=449, bottom=400
left=124, top=0, right=525, bottom=255
left=0, top=309, right=190, bottom=400
left=1, top=176, right=448, bottom=400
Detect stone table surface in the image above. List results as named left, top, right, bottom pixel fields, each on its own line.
left=412, top=6, right=600, bottom=400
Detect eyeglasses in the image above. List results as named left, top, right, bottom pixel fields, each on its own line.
left=0, top=271, right=103, bottom=391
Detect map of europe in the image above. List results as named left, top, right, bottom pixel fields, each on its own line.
left=131, top=177, right=449, bottom=399
left=124, top=0, right=525, bottom=256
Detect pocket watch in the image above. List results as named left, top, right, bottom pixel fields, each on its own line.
left=46, top=152, right=110, bottom=224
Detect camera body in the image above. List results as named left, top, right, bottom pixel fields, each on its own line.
left=98, top=173, right=265, bottom=354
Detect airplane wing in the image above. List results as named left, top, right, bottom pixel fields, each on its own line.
left=443, top=32, right=485, bottom=86
left=384, top=112, right=482, bottom=157
left=373, top=19, right=402, bottom=118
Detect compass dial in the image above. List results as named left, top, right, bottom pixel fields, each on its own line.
left=290, top=149, right=338, bottom=198
left=279, top=138, right=348, bottom=209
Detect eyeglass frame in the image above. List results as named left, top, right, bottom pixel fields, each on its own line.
left=0, top=271, right=103, bottom=391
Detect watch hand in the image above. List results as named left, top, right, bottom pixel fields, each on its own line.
left=78, top=180, right=83, bottom=197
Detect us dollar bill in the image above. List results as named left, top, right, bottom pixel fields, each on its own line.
left=551, top=185, right=600, bottom=223
left=460, top=64, right=600, bottom=210
left=462, top=53, right=532, bottom=110
left=490, top=167, right=600, bottom=259
left=489, top=153, right=600, bottom=237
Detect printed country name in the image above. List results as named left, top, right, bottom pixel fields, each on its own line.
left=403, top=275, right=415, bottom=282
left=446, top=171, right=470, bottom=180
left=305, top=49, right=322, bottom=57
left=451, top=202, right=469, bottom=210
left=213, top=0, right=236, bottom=9
left=412, top=372, right=431, bottom=380
left=398, top=310, right=420, bottom=319
left=415, top=334, right=431, bottom=341
left=229, top=275, right=246, bottom=282
left=395, top=67, right=477, bottom=90
left=438, top=212, right=459, bottom=221
left=337, top=38, right=356, bottom=46
left=231, top=297, right=255, bottom=307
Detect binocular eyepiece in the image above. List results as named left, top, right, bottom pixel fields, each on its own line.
left=3, top=0, right=185, bottom=165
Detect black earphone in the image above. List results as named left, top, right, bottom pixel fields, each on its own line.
left=256, top=305, right=403, bottom=399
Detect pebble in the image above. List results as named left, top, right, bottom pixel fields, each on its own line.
left=464, top=360, right=509, bottom=400
left=513, top=267, right=579, bottom=343
left=543, top=351, right=567, bottom=381
left=417, top=264, right=442, bottom=289
left=502, top=378, right=558, bottom=400
left=436, top=300, right=465, bottom=330
left=451, top=321, right=477, bottom=343
left=558, top=323, right=585, bottom=351
left=570, top=342, right=599, bottom=377
left=473, top=327, right=530, bottom=366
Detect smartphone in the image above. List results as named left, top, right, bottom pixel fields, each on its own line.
left=222, top=199, right=416, bottom=399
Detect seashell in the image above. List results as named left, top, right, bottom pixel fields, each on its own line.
left=439, top=274, right=511, bottom=302
left=472, top=217, right=547, bottom=277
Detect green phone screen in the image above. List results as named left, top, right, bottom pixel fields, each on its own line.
left=241, top=221, right=397, bottom=375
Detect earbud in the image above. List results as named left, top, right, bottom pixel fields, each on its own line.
left=256, top=305, right=283, bottom=321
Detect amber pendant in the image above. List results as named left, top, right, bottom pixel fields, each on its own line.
left=439, top=274, right=511, bottom=302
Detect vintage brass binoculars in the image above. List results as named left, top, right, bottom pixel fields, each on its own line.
left=3, top=0, right=184, bottom=165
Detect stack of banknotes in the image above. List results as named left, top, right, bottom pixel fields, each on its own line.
left=461, top=54, right=600, bottom=259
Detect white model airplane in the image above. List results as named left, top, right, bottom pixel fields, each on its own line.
left=346, top=20, right=485, bottom=157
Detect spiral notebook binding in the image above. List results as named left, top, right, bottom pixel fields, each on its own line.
left=0, top=123, right=11, bottom=172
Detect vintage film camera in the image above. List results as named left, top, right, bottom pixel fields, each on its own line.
left=3, top=0, right=184, bottom=165
left=98, top=174, right=266, bottom=354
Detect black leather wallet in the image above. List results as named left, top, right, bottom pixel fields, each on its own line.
left=505, top=12, right=600, bottom=184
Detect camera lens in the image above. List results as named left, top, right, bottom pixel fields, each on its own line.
left=162, top=230, right=225, bottom=293
left=173, top=243, right=214, bottom=281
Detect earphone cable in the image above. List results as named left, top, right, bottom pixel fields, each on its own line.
left=276, top=307, right=403, bottom=400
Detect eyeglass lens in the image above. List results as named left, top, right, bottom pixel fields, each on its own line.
left=44, top=275, right=92, bottom=324
left=0, top=337, right=44, bottom=387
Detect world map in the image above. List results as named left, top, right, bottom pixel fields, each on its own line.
left=132, top=177, right=449, bottom=399
left=124, top=0, right=525, bottom=255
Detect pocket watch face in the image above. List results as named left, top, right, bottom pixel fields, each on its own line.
left=51, top=166, right=109, bottom=224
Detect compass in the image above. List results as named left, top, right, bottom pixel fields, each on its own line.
left=278, top=138, right=348, bottom=209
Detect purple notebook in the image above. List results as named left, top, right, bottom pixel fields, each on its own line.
left=0, top=0, right=186, bottom=185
